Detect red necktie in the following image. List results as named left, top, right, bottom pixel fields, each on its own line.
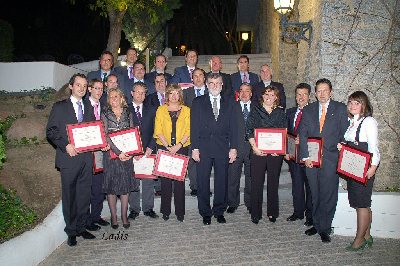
left=294, top=109, right=302, bottom=135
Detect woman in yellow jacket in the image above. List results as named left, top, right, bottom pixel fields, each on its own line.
left=154, top=84, right=190, bottom=222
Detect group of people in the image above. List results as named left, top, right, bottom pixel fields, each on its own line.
left=46, top=48, right=380, bottom=252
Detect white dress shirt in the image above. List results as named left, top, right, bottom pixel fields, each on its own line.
left=70, top=95, right=84, bottom=121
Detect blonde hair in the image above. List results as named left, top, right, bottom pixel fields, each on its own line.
left=107, top=87, right=128, bottom=108
left=165, top=84, right=184, bottom=105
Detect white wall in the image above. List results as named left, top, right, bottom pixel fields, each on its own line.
left=0, top=62, right=85, bottom=92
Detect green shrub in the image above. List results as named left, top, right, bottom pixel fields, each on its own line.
left=0, top=19, right=14, bottom=62
left=0, top=184, right=38, bottom=243
left=0, top=135, right=5, bottom=169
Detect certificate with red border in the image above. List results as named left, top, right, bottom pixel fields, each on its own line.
left=337, top=144, right=372, bottom=184
left=153, top=150, right=189, bottom=182
left=133, top=155, right=157, bottom=179
left=287, top=133, right=298, bottom=162
left=178, top=83, right=194, bottom=90
left=66, top=121, right=107, bottom=152
left=307, top=137, right=323, bottom=167
left=109, top=127, right=143, bottom=159
left=254, top=128, right=287, bottom=154
left=93, top=151, right=104, bottom=173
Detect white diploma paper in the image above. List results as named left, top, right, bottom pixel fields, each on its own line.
left=340, top=149, right=367, bottom=178
left=287, top=136, right=296, bottom=158
left=157, top=154, right=185, bottom=176
left=133, top=156, right=155, bottom=176
left=110, top=132, right=138, bottom=153
left=94, top=151, right=103, bottom=169
left=308, top=141, right=320, bottom=163
left=258, top=132, right=283, bottom=151
left=72, top=125, right=104, bottom=149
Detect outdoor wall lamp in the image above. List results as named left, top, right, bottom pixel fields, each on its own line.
left=274, top=0, right=313, bottom=46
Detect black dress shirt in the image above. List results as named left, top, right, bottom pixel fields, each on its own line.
left=246, top=104, right=287, bottom=139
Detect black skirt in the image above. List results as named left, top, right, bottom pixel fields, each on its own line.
left=347, top=176, right=375, bottom=208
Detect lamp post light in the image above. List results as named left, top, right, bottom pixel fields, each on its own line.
left=274, top=0, right=313, bottom=46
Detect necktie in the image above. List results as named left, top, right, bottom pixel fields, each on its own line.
left=196, top=89, right=201, bottom=97
left=242, top=73, right=248, bottom=83
left=161, top=94, right=165, bottom=105
left=294, top=109, right=302, bottom=134
left=190, top=69, right=194, bottom=81
left=212, top=97, right=218, bottom=121
left=102, top=72, right=107, bottom=82
left=136, top=106, right=142, bottom=124
left=77, top=101, right=83, bottom=122
left=94, top=103, right=100, bottom=120
left=320, top=104, right=326, bottom=133
left=128, top=66, right=133, bottom=79
left=243, top=103, right=249, bottom=121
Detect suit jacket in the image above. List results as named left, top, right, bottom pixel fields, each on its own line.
left=206, top=71, right=233, bottom=99
left=252, top=81, right=286, bottom=109
left=144, top=71, right=173, bottom=94
left=230, top=71, right=259, bottom=94
left=122, top=77, right=154, bottom=105
left=171, top=65, right=193, bottom=84
left=46, top=98, right=95, bottom=169
left=113, top=65, right=130, bottom=78
left=190, top=95, right=238, bottom=158
left=144, top=92, right=162, bottom=108
left=86, top=69, right=117, bottom=82
left=128, top=104, right=157, bottom=151
left=183, top=86, right=208, bottom=108
left=298, top=100, right=348, bottom=165
left=234, top=102, right=250, bottom=156
left=286, top=106, right=298, bottom=134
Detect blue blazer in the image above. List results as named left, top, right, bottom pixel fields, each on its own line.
left=190, top=95, right=238, bottom=158
left=128, top=104, right=157, bottom=151
left=122, top=77, right=154, bottom=105
left=183, top=86, right=208, bottom=108
left=230, top=71, right=259, bottom=94
left=143, top=92, right=162, bottom=108
left=170, top=66, right=192, bottom=84
left=144, top=71, right=173, bottom=93
left=86, top=69, right=117, bottom=82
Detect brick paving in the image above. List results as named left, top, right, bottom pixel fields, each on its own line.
left=40, top=181, right=400, bottom=266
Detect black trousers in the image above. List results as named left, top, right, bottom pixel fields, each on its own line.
left=287, top=161, right=312, bottom=219
left=87, top=172, right=105, bottom=224
left=60, top=160, right=92, bottom=236
left=250, top=154, right=283, bottom=220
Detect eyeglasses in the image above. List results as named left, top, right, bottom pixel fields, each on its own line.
left=207, top=81, right=223, bottom=87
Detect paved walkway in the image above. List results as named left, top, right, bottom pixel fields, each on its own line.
left=40, top=166, right=400, bottom=265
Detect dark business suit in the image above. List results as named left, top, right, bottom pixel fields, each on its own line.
left=183, top=86, right=208, bottom=108
left=207, top=72, right=233, bottom=99
left=171, top=65, right=193, bottom=84
left=123, top=77, right=154, bottom=104
left=253, top=81, right=286, bottom=109
left=128, top=104, right=157, bottom=213
left=298, top=100, right=348, bottom=234
left=46, top=98, right=95, bottom=237
left=87, top=69, right=117, bottom=82
left=286, top=106, right=312, bottom=220
left=227, top=101, right=252, bottom=209
left=144, top=71, right=173, bottom=93
left=230, top=71, right=259, bottom=94
left=191, top=95, right=238, bottom=217
left=144, top=92, right=162, bottom=108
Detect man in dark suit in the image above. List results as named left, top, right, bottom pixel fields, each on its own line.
left=144, top=73, right=167, bottom=108
left=123, top=61, right=154, bottom=104
left=227, top=83, right=253, bottom=214
left=128, top=82, right=159, bottom=220
left=144, top=54, right=173, bottom=93
left=191, top=73, right=238, bottom=225
left=113, top=47, right=138, bottom=79
left=86, top=51, right=116, bottom=82
left=286, top=83, right=313, bottom=226
left=252, top=64, right=286, bottom=109
left=206, top=56, right=233, bottom=99
left=230, top=55, right=259, bottom=94
left=170, top=49, right=198, bottom=84
left=298, top=78, right=349, bottom=243
left=46, top=73, right=97, bottom=246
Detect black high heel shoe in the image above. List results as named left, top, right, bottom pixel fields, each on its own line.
left=111, top=217, right=119, bottom=229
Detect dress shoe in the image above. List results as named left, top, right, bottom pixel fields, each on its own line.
left=305, top=226, right=318, bottom=236
left=177, top=215, right=184, bottom=222
left=67, top=236, right=77, bottom=246
left=154, top=190, right=162, bottom=197
left=85, top=223, right=100, bottom=231
left=162, top=214, right=169, bottom=221
left=251, top=217, right=259, bottom=224
left=203, top=216, right=211, bottom=225
left=77, top=230, right=96, bottom=239
left=123, top=223, right=130, bottom=229
left=286, top=214, right=304, bottom=222
left=365, top=236, right=373, bottom=248
left=304, top=218, right=313, bottom=227
left=144, top=209, right=159, bottom=219
left=320, top=232, right=331, bottom=243
left=111, top=219, right=119, bottom=229
left=94, top=218, right=110, bottom=226
left=128, top=210, right=139, bottom=220
left=226, top=206, right=237, bottom=213
left=190, top=189, right=197, bottom=196
left=215, top=215, right=226, bottom=224
left=268, top=216, right=276, bottom=223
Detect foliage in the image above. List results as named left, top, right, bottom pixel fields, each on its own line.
left=8, top=137, right=40, bottom=147
left=0, top=19, right=14, bottom=62
left=0, top=135, right=5, bottom=169
left=0, top=115, right=18, bottom=169
left=0, top=184, right=38, bottom=243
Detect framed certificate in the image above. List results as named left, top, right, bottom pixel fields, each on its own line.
left=93, top=151, right=104, bottom=173
left=178, top=83, right=194, bottom=90
left=307, top=137, right=323, bottom=167
left=109, top=127, right=143, bottom=159
left=153, top=150, right=190, bottom=182
left=254, top=128, right=287, bottom=154
left=133, top=155, right=157, bottom=179
left=66, top=121, right=107, bottom=152
left=287, top=133, right=298, bottom=162
left=337, top=144, right=372, bottom=184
